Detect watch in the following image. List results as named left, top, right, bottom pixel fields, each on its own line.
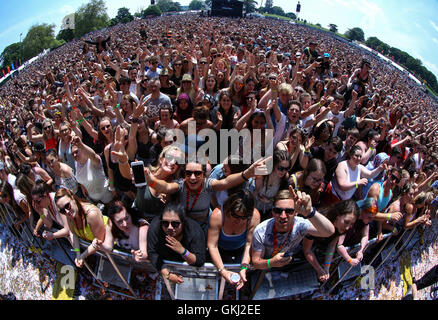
left=304, top=207, right=316, bottom=219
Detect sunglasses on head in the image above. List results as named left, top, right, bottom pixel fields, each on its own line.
left=161, top=220, right=181, bottom=228
left=272, top=207, right=295, bottom=215
left=230, top=212, right=250, bottom=220
left=59, top=202, right=72, bottom=214
left=185, top=170, right=203, bottom=177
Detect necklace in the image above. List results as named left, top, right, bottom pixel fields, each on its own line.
left=272, top=223, right=293, bottom=257
left=185, top=182, right=203, bottom=214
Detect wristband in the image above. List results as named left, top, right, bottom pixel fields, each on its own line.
left=304, top=207, right=316, bottom=219
left=183, top=250, right=190, bottom=258
left=240, top=266, right=248, bottom=271
left=241, top=171, right=248, bottom=181
left=267, top=259, right=271, bottom=268
left=387, top=213, right=391, bottom=222
left=325, top=252, right=334, bottom=256
left=114, top=103, right=120, bottom=109
left=317, top=101, right=322, bottom=107
left=109, top=181, right=114, bottom=185
left=73, top=248, right=80, bottom=252
left=40, top=214, right=45, bottom=220
left=347, top=258, right=353, bottom=264
left=355, top=182, right=359, bottom=189
left=325, top=262, right=331, bottom=265
left=149, top=180, right=157, bottom=188
left=393, top=226, right=398, bottom=233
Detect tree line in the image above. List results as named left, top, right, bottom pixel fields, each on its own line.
left=1, top=0, right=437, bottom=95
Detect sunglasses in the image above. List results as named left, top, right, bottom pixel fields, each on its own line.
left=60, top=129, right=69, bottom=134
left=246, top=96, right=255, bottom=100
left=59, top=202, right=72, bottom=215
left=277, top=166, right=289, bottom=172
left=390, top=174, right=400, bottom=183
left=272, top=207, right=295, bottom=215
left=100, top=124, right=111, bottom=130
left=268, top=77, right=276, bottom=81
left=200, top=61, right=208, bottom=65
left=230, top=212, right=250, bottom=220
left=161, top=220, right=181, bottom=228
left=185, top=170, right=203, bottom=177
left=43, top=126, right=52, bottom=130
left=174, top=63, right=182, bottom=66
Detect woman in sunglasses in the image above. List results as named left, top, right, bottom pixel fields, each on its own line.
left=170, top=60, right=184, bottom=87
left=45, top=148, right=79, bottom=196
left=54, top=188, right=107, bottom=268
left=31, top=180, right=70, bottom=240
left=27, top=119, right=59, bottom=152
left=254, top=149, right=291, bottom=219
left=57, top=121, right=78, bottom=172
left=302, top=199, right=360, bottom=282
left=207, top=190, right=260, bottom=289
left=147, top=203, right=206, bottom=284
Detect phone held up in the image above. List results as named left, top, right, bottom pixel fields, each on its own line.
left=131, top=161, right=147, bottom=187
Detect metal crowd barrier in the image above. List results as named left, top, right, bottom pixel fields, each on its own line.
left=0, top=202, right=428, bottom=300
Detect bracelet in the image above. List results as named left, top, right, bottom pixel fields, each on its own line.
left=73, top=248, right=80, bottom=252
left=387, top=213, right=391, bottom=222
left=355, top=182, right=359, bottom=189
left=149, top=180, right=157, bottom=188
left=304, top=207, right=316, bottom=219
left=240, top=266, right=248, bottom=271
left=267, top=259, right=271, bottom=269
left=393, top=226, right=398, bottom=233
left=114, top=103, right=120, bottom=109
left=317, top=101, right=322, bottom=107
left=109, top=181, right=114, bottom=185
left=217, top=268, right=225, bottom=273
left=347, top=258, right=353, bottom=264
left=241, top=171, right=248, bottom=181
left=325, top=252, right=334, bottom=256
left=325, top=262, right=331, bottom=265
left=183, top=250, right=190, bottom=258
left=40, top=214, right=45, bottom=220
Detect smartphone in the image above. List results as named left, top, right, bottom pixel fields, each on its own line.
left=131, top=161, right=147, bottom=187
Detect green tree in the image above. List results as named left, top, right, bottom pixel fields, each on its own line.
left=270, top=6, right=285, bottom=16
left=243, top=0, right=258, bottom=14
left=22, top=24, right=64, bottom=61
left=142, top=5, right=162, bottom=17
left=1, top=43, right=21, bottom=69
left=157, top=0, right=180, bottom=12
left=74, top=0, right=109, bottom=38
left=344, top=27, right=365, bottom=42
left=56, top=29, right=75, bottom=42
left=115, top=7, right=134, bottom=24
left=285, top=12, right=297, bottom=19
left=328, top=24, right=338, bottom=33
left=189, top=0, right=204, bottom=10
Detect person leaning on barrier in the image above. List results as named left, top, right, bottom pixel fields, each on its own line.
left=147, top=203, right=206, bottom=284
left=251, top=188, right=334, bottom=270
left=0, top=181, right=32, bottom=231
left=31, top=180, right=70, bottom=240
left=207, top=190, right=261, bottom=290
left=302, top=200, right=360, bottom=283
left=54, top=188, right=108, bottom=268
left=336, top=198, right=376, bottom=267
left=95, top=200, right=149, bottom=263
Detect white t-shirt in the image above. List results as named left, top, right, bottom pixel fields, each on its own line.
left=326, top=110, right=345, bottom=137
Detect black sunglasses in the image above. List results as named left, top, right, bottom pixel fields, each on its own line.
left=161, top=220, right=181, bottom=228
left=59, top=202, right=72, bottom=215
left=43, top=126, right=52, bottom=130
left=185, top=170, right=203, bottom=177
left=272, top=207, right=295, bottom=215
left=390, top=174, right=400, bottom=183
left=277, top=166, right=289, bottom=172
left=230, top=212, right=250, bottom=220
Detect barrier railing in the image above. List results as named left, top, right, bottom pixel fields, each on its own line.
left=0, top=203, right=425, bottom=300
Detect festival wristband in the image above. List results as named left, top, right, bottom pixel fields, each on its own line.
left=240, top=266, right=248, bottom=271
left=347, top=258, right=353, bottom=264
left=387, top=213, right=391, bottom=222
left=267, top=259, right=271, bottom=269
left=355, top=182, right=359, bottom=189
left=325, top=262, right=331, bottom=265
left=183, top=250, right=190, bottom=258
left=72, top=248, right=80, bottom=252
left=114, top=103, right=120, bottom=109
left=325, top=252, right=334, bottom=256
left=148, top=180, right=157, bottom=188
left=40, top=214, right=45, bottom=220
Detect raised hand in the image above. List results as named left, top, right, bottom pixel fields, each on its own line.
left=288, top=186, right=313, bottom=217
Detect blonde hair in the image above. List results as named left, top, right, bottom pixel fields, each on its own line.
left=278, top=83, right=293, bottom=96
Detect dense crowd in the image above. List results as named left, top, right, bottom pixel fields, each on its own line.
left=0, top=13, right=437, bottom=294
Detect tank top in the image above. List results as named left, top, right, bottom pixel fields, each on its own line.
left=72, top=209, right=109, bottom=242
left=218, top=211, right=248, bottom=251
left=75, top=158, right=112, bottom=204
left=107, top=144, right=133, bottom=192
left=133, top=185, right=166, bottom=222
left=58, top=140, right=75, bottom=172
left=45, top=137, right=58, bottom=151
left=116, top=226, right=140, bottom=251
left=365, top=181, right=392, bottom=212
left=332, top=162, right=360, bottom=200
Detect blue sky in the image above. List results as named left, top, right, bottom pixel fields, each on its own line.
left=0, top=0, right=437, bottom=79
